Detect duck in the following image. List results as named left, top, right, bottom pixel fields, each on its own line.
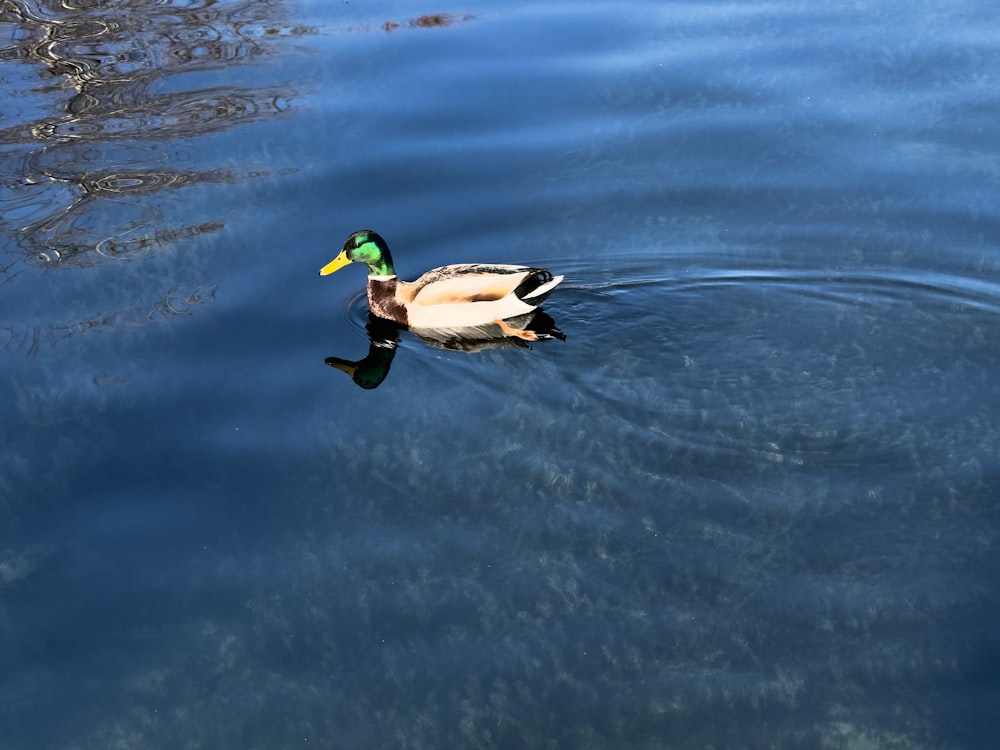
left=319, top=230, right=563, bottom=340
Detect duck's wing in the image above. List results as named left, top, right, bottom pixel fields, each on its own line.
left=402, top=264, right=541, bottom=306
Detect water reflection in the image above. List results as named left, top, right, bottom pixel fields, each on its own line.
left=0, top=0, right=308, bottom=267
left=326, top=315, right=402, bottom=390
left=327, top=311, right=565, bottom=389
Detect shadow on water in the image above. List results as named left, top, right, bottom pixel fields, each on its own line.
left=0, top=0, right=309, bottom=269
left=327, top=310, right=565, bottom=390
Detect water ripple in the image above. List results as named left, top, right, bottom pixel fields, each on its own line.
left=556, top=262, right=1000, bottom=320
left=0, top=0, right=310, bottom=268
left=671, top=267, right=1000, bottom=315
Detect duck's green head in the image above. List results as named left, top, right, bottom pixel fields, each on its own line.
left=319, top=230, right=396, bottom=277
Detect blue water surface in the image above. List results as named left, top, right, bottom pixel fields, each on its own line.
left=2, top=1, right=999, bottom=748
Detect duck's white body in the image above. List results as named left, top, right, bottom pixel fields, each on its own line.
left=367, top=264, right=564, bottom=329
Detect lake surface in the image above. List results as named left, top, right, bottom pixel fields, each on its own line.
left=2, top=0, right=999, bottom=747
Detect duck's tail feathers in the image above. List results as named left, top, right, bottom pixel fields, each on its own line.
left=515, top=270, right=564, bottom=306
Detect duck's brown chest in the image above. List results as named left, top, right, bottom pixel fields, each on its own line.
left=367, top=277, right=408, bottom=325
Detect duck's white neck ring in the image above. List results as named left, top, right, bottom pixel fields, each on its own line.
left=368, top=274, right=397, bottom=281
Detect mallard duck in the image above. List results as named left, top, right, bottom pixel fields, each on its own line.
left=319, top=230, right=563, bottom=340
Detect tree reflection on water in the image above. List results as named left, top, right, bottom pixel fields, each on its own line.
left=0, top=0, right=310, bottom=267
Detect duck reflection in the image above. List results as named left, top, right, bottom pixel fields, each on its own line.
left=326, top=311, right=565, bottom=390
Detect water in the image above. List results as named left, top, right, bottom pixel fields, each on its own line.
left=2, top=1, right=999, bottom=748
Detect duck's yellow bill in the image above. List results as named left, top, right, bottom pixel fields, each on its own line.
left=319, top=251, right=351, bottom=276
left=326, top=360, right=358, bottom=378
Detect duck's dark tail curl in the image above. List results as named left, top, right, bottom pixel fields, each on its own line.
left=514, top=269, right=564, bottom=305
